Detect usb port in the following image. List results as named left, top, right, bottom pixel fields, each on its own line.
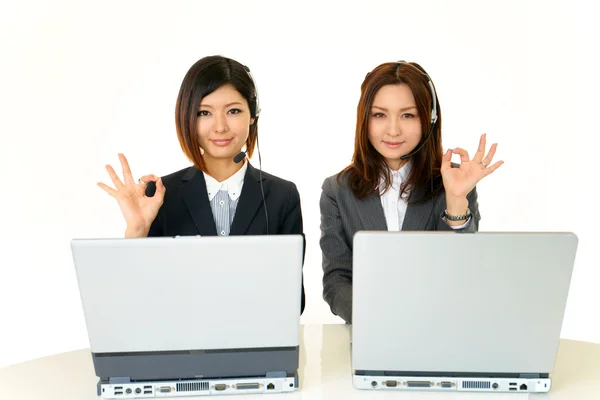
left=509, top=387, right=517, bottom=391
left=143, top=385, right=152, bottom=389
left=144, top=390, right=152, bottom=394
left=114, top=391, right=123, bottom=395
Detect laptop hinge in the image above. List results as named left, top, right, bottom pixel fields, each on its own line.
left=354, top=370, right=381, bottom=376
left=109, top=376, right=131, bottom=384
left=266, top=371, right=286, bottom=378
left=518, top=373, right=541, bottom=379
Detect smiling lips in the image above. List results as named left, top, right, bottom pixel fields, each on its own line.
left=383, top=141, right=404, bottom=148
left=211, top=139, right=233, bottom=147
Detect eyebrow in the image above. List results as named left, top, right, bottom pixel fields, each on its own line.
left=372, top=105, right=417, bottom=112
left=199, top=102, right=243, bottom=109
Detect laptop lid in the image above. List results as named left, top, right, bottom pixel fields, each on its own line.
left=71, top=235, right=303, bottom=354
left=351, top=231, right=577, bottom=376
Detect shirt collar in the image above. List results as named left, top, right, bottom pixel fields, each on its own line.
left=379, top=161, right=412, bottom=194
left=203, top=161, right=248, bottom=201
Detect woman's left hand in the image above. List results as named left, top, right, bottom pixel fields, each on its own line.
left=441, top=133, right=504, bottom=199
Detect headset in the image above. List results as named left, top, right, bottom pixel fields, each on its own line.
left=395, top=60, right=439, bottom=160
left=232, top=65, right=269, bottom=234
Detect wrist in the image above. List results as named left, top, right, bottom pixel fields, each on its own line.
left=445, top=195, right=468, bottom=216
left=125, top=224, right=149, bottom=238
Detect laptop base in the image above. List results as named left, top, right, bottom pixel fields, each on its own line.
left=99, top=373, right=298, bottom=398
left=353, top=375, right=551, bottom=393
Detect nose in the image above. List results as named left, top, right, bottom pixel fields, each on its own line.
left=388, top=117, right=402, bottom=137
left=213, top=113, right=228, bottom=133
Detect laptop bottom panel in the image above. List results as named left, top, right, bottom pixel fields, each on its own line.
left=99, top=374, right=298, bottom=398
left=92, top=347, right=299, bottom=382
left=353, top=375, right=551, bottom=393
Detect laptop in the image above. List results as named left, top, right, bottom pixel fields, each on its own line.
left=70, top=235, right=304, bottom=398
left=351, top=231, right=578, bottom=393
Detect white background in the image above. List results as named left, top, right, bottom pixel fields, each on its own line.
left=0, top=0, right=598, bottom=368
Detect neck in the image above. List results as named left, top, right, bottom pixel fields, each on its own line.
left=386, top=158, right=408, bottom=171
left=204, top=156, right=244, bottom=182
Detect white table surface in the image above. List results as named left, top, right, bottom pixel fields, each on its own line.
left=1, top=324, right=599, bottom=399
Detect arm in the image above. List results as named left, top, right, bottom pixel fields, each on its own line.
left=436, top=186, right=480, bottom=233
left=278, top=183, right=306, bottom=315
left=319, top=178, right=353, bottom=324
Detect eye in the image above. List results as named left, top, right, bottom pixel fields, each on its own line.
left=402, top=113, right=416, bottom=119
left=228, top=108, right=242, bottom=115
left=372, top=112, right=385, bottom=118
left=197, top=110, right=211, bottom=117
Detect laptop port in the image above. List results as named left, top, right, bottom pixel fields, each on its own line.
left=143, top=386, right=152, bottom=389
left=214, top=384, right=226, bottom=391
left=135, top=388, right=141, bottom=394
left=267, top=383, right=275, bottom=390
left=236, top=383, right=261, bottom=390
left=407, top=381, right=433, bottom=388
left=385, top=380, right=397, bottom=387
left=114, top=391, right=123, bottom=395
left=509, top=387, right=517, bottom=391
left=125, top=388, right=132, bottom=394
left=520, top=384, right=528, bottom=390
left=144, top=390, right=152, bottom=394
left=509, top=382, right=517, bottom=386
left=440, top=381, right=454, bottom=388
left=158, top=386, right=172, bottom=393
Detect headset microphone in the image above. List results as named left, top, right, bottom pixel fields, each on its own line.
left=396, top=61, right=439, bottom=161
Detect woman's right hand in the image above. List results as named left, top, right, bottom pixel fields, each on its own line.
left=97, top=153, right=166, bottom=237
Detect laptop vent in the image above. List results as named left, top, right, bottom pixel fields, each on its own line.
left=462, top=381, right=491, bottom=389
left=176, top=382, right=209, bottom=392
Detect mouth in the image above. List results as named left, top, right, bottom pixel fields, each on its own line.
left=211, top=139, right=233, bottom=147
left=383, top=141, right=404, bottom=148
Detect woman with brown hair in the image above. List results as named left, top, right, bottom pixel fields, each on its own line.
left=319, top=60, right=503, bottom=323
left=98, top=55, right=305, bottom=313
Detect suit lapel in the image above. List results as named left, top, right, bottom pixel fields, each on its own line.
left=402, top=185, right=435, bottom=231
left=352, top=192, right=388, bottom=231
left=230, top=163, right=268, bottom=235
left=180, top=167, right=218, bottom=236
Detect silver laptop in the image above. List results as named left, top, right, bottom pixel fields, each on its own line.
left=351, top=231, right=578, bottom=394
left=71, top=235, right=304, bottom=398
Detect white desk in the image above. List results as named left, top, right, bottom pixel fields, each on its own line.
left=1, top=324, right=599, bottom=399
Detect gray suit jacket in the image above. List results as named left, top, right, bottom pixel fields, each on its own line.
left=319, top=172, right=480, bottom=324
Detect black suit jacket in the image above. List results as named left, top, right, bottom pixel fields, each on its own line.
left=146, top=163, right=306, bottom=314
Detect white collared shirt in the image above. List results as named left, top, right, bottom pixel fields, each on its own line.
left=203, top=160, right=248, bottom=201
left=379, top=162, right=469, bottom=231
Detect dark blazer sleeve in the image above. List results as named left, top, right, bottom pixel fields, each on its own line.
left=278, top=182, right=306, bottom=315
left=319, top=177, right=353, bottom=324
left=435, top=186, right=481, bottom=233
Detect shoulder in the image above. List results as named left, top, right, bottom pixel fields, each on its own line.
left=160, top=166, right=195, bottom=186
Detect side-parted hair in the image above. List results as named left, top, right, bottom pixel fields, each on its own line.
left=340, top=61, right=444, bottom=203
left=175, top=55, right=259, bottom=173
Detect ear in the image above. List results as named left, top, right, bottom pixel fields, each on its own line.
left=250, top=117, right=256, bottom=125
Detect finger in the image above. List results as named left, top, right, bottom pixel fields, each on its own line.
left=155, top=178, right=166, bottom=198
left=97, top=182, right=117, bottom=197
left=119, top=153, right=135, bottom=185
left=451, top=147, right=470, bottom=163
left=105, top=164, right=124, bottom=189
left=482, top=143, right=498, bottom=166
left=472, top=133, right=487, bottom=163
left=441, top=148, right=452, bottom=170
left=483, top=160, right=504, bottom=176
left=138, top=174, right=159, bottom=185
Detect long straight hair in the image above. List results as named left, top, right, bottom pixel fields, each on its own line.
left=340, top=61, right=444, bottom=203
